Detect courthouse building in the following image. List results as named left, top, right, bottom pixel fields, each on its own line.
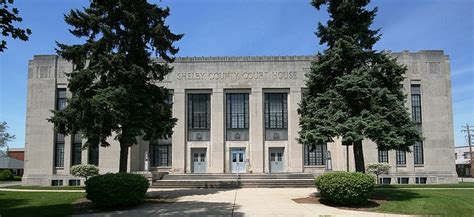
left=23, top=50, right=458, bottom=186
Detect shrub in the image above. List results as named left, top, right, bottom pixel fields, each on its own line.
left=13, top=176, right=22, bottom=181
left=0, top=170, right=13, bottom=181
left=315, top=171, right=375, bottom=205
left=85, top=173, right=149, bottom=208
left=366, top=163, right=390, bottom=184
left=70, top=164, right=99, bottom=181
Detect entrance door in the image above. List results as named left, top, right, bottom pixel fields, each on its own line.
left=192, top=149, right=206, bottom=173
left=231, top=148, right=246, bottom=173
left=269, top=148, right=284, bottom=173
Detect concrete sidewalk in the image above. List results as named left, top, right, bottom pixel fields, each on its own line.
left=74, top=188, right=408, bottom=217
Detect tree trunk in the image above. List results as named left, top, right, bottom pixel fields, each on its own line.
left=353, top=140, right=365, bottom=173
left=119, top=143, right=129, bottom=173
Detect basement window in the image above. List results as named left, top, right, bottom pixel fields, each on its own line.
left=397, top=177, right=409, bottom=184
left=51, top=180, right=63, bottom=186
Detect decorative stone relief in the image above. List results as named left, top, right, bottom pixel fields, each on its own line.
left=411, top=62, right=419, bottom=74
left=38, top=66, right=51, bottom=78
left=427, top=62, right=440, bottom=74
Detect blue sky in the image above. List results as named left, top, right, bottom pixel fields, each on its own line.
left=0, top=0, right=472, bottom=148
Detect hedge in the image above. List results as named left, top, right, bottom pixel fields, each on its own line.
left=85, top=173, right=149, bottom=207
left=315, top=171, right=375, bottom=205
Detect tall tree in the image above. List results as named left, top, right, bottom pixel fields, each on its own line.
left=0, top=121, right=15, bottom=156
left=49, top=0, right=183, bottom=172
left=298, top=0, right=422, bottom=172
left=0, top=0, right=31, bottom=52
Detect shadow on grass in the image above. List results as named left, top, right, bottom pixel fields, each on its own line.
left=373, top=188, right=426, bottom=202
left=312, top=188, right=425, bottom=211
left=0, top=193, right=75, bottom=217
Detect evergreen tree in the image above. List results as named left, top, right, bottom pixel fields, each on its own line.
left=298, top=0, right=422, bottom=172
left=0, top=0, right=31, bottom=52
left=49, top=0, right=183, bottom=172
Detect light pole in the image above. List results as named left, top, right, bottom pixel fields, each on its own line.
left=461, top=124, right=474, bottom=177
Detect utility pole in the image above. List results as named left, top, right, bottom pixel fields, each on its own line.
left=461, top=124, right=474, bottom=177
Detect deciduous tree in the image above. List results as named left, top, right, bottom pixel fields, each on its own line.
left=0, top=0, right=31, bottom=52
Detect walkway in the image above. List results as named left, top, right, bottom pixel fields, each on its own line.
left=74, top=188, right=408, bottom=217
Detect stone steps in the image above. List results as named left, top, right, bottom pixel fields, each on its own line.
left=152, top=173, right=315, bottom=188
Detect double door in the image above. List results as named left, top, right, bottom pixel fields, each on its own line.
left=231, top=149, right=246, bottom=173
left=269, top=148, right=284, bottom=173
left=192, top=149, right=206, bottom=173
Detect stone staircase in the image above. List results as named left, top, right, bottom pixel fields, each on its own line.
left=152, top=173, right=315, bottom=188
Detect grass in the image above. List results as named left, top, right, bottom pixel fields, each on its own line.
left=1, top=185, right=84, bottom=190
left=376, top=182, right=474, bottom=188
left=0, top=191, right=85, bottom=217
left=372, top=188, right=474, bottom=216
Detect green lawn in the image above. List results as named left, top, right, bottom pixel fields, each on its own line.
left=376, top=182, right=474, bottom=189
left=372, top=188, right=474, bottom=216
left=2, top=185, right=84, bottom=190
left=0, top=191, right=85, bottom=217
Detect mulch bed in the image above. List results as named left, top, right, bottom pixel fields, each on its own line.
left=72, top=196, right=177, bottom=215
left=292, top=193, right=388, bottom=211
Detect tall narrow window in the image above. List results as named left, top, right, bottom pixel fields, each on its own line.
left=396, top=150, right=406, bottom=165
left=264, top=93, right=288, bottom=129
left=56, top=88, right=67, bottom=111
left=413, top=141, right=424, bottom=165
left=411, top=84, right=422, bottom=124
left=378, top=150, right=389, bottom=163
left=88, top=144, right=99, bottom=166
left=411, top=84, right=424, bottom=165
left=54, top=133, right=65, bottom=167
left=304, top=144, right=326, bottom=166
left=71, top=134, right=82, bottom=166
left=188, top=94, right=210, bottom=129
left=226, top=93, right=249, bottom=129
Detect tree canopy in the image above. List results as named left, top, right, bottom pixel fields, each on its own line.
left=0, top=0, right=31, bottom=52
left=298, top=0, right=422, bottom=172
left=49, top=0, right=183, bottom=172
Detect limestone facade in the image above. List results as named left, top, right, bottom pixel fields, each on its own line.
left=22, top=50, right=457, bottom=186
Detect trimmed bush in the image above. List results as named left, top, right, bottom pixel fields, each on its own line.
left=315, top=171, right=375, bottom=205
left=70, top=164, right=99, bottom=181
left=85, top=173, right=149, bottom=208
left=0, top=170, right=13, bottom=181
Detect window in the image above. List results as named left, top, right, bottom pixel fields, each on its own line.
left=56, top=88, right=67, bottom=110
left=378, top=150, right=389, bottom=163
left=413, top=141, right=424, bottom=165
left=188, top=94, right=210, bottom=129
left=464, top=152, right=472, bottom=159
left=55, top=133, right=65, bottom=167
left=396, top=150, right=406, bottom=165
left=379, top=177, right=391, bottom=184
left=71, top=134, right=82, bottom=166
left=88, top=144, right=99, bottom=166
left=150, top=142, right=172, bottom=167
left=69, top=179, right=81, bottom=186
left=397, top=177, right=409, bottom=184
left=226, top=93, right=249, bottom=129
left=304, top=144, right=326, bottom=166
left=415, top=177, right=427, bottom=184
left=411, top=84, right=422, bottom=124
left=51, top=180, right=63, bottom=186
left=164, top=91, right=173, bottom=105
left=264, top=93, right=288, bottom=129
